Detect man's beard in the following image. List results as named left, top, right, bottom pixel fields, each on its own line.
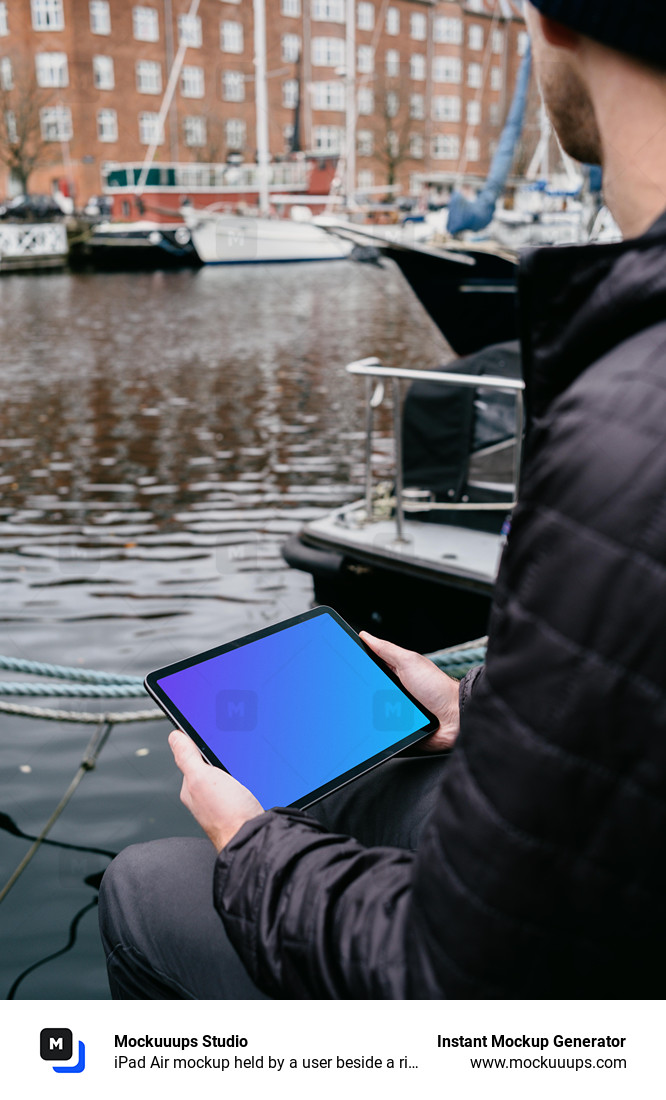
left=541, top=60, right=603, bottom=165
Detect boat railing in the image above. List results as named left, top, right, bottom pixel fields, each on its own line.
left=346, top=357, right=525, bottom=544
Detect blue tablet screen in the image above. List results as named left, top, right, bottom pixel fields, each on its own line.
left=156, top=612, right=430, bottom=807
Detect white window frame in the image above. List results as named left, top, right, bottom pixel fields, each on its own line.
left=138, top=111, right=163, bottom=145
left=357, top=169, right=374, bottom=189
left=89, top=0, right=110, bottom=35
left=40, top=105, right=72, bottom=141
left=0, top=3, right=7, bottom=36
left=466, top=135, right=480, bottom=162
left=281, top=0, right=301, bottom=15
left=282, top=78, right=299, bottom=109
left=312, top=0, right=345, bottom=22
left=432, top=94, right=460, bottom=122
left=410, top=12, right=426, bottom=40
left=31, top=0, right=64, bottom=31
left=410, top=54, right=425, bottom=81
left=312, top=36, right=344, bottom=66
left=223, top=71, right=245, bottom=102
left=433, top=56, right=461, bottom=84
left=181, top=65, right=204, bottom=98
left=467, top=99, right=481, bottom=126
left=357, top=86, right=374, bottom=115
left=282, top=33, right=301, bottom=62
left=225, top=118, right=246, bottom=151
left=518, top=31, right=529, bottom=56
left=385, top=6, right=399, bottom=35
left=184, top=115, right=206, bottom=147
left=409, top=93, right=424, bottom=120
left=221, top=21, right=243, bottom=53
left=357, top=128, right=373, bottom=156
left=35, top=51, right=68, bottom=88
left=357, top=1, right=373, bottom=31
left=385, top=49, right=399, bottom=78
left=93, top=55, right=114, bottom=90
left=386, top=90, right=399, bottom=118
left=97, top=107, right=117, bottom=142
left=312, top=80, right=345, bottom=110
left=433, top=16, right=461, bottom=44
left=432, top=133, right=459, bottom=161
left=136, top=59, right=162, bottom=95
left=5, top=109, right=16, bottom=143
left=133, top=6, right=159, bottom=42
left=491, top=66, right=502, bottom=90
left=468, top=62, right=483, bottom=88
left=0, top=56, right=12, bottom=90
left=178, top=14, right=202, bottom=48
left=409, top=132, right=423, bottom=159
left=313, top=124, right=343, bottom=153
left=492, top=29, right=504, bottom=54
left=357, top=45, right=373, bottom=74
left=468, top=24, right=483, bottom=51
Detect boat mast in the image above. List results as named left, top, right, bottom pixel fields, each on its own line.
left=253, top=0, right=271, bottom=216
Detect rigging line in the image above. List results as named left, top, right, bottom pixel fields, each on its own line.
left=0, top=720, right=114, bottom=906
left=6, top=896, right=99, bottom=1001
left=0, top=812, right=117, bottom=860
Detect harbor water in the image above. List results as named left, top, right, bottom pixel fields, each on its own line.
left=0, top=260, right=450, bottom=998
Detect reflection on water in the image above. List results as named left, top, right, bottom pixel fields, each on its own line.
left=0, top=262, right=449, bottom=998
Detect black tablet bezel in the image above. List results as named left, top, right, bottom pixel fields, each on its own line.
left=144, top=605, right=439, bottom=810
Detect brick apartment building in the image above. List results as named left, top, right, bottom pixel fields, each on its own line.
left=0, top=0, right=530, bottom=206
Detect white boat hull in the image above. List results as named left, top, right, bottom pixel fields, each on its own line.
left=183, top=211, right=352, bottom=264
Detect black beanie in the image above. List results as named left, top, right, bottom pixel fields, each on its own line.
left=527, top=0, right=666, bottom=69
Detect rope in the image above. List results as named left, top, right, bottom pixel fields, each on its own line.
left=0, top=701, right=163, bottom=722
left=0, top=655, right=142, bottom=684
left=0, top=681, right=146, bottom=698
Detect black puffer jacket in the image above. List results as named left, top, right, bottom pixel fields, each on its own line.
left=214, top=212, right=666, bottom=998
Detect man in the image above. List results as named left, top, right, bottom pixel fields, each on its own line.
left=100, top=0, right=666, bottom=998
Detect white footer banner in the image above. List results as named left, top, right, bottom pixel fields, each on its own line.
left=1, top=999, right=659, bottom=1099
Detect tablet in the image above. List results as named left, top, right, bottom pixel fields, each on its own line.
left=145, top=606, right=438, bottom=809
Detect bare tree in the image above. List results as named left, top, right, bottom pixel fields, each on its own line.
left=370, top=75, right=420, bottom=191
left=0, top=56, right=54, bottom=193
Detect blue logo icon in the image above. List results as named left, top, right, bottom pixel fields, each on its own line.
left=40, top=1029, right=86, bottom=1074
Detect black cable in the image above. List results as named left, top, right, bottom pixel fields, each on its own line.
left=0, top=811, right=117, bottom=859
left=6, top=895, right=100, bottom=1000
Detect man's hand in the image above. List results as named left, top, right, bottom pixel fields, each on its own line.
left=169, top=729, right=264, bottom=851
left=360, top=631, right=461, bottom=752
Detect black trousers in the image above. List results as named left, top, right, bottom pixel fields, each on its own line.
left=98, top=752, right=450, bottom=999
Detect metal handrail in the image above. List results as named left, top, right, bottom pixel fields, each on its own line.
left=346, top=357, right=525, bottom=538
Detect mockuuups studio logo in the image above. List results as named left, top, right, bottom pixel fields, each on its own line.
left=40, top=1028, right=86, bottom=1074
left=373, top=689, right=413, bottom=731
left=216, top=689, right=258, bottom=731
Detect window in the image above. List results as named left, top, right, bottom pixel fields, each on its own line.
left=357, top=169, right=374, bottom=190
left=467, top=62, right=482, bottom=88
left=409, top=93, right=424, bottom=120
left=385, top=49, right=399, bottom=77
left=357, top=1, right=373, bottom=30
left=357, top=129, right=373, bottom=156
left=31, top=0, right=64, bottom=30
left=40, top=105, right=72, bottom=141
left=89, top=0, right=110, bottom=34
left=409, top=132, right=423, bottom=158
left=357, top=45, right=373, bottom=74
left=136, top=60, right=162, bottom=94
left=410, top=12, right=426, bottom=40
left=467, top=0, right=483, bottom=10
left=0, top=3, right=7, bottom=36
left=0, top=56, right=11, bottom=90
left=312, top=0, right=344, bottom=21
left=282, top=0, right=301, bottom=14
left=221, top=21, right=243, bottom=53
left=282, top=33, right=301, bottom=62
left=434, top=16, right=461, bottom=44
left=432, top=133, right=459, bottom=160
left=357, top=86, right=373, bottom=115
left=283, top=122, right=294, bottom=149
left=35, top=51, right=68, bottom=87
left=410, top=54, right=425, bottom=81
left=178, top=14, right=201, bottom=48
left=5, top=109, right=16, bottom=143
left=313, top=124, right=343, bottom=153
left=97, top=107, right=117, bottom=142
left=489, top=102, right=501, bottom=126
left=433, top=56, right=461, bottom=83
left=490, top=66, right=502, bottom=90
left=468, top=24, right=483, bottom=51
left=467, top=99, right=481, bottom=125
left=93, top=55, right=114, bottom=90
left=181, top=65, right=204, bottom=98
left=283, top=78, right=298, bottom=108
left=225, top=118, right=246, bottom=150
left=387, top=130, right=399, bottom=157
left=133, top=6, right=158, bottom=41
left=311, top=36, right=344, bottom=66
left=223, top=71, right=245, bottom=102
left=466, top=135, right=480, bottom=162
left=312, top=80, right=344, bottom=110
left=184, top=115, right=206, bottom=147
left=386, top=90, right=399, bottom=117
left=386, top=6, right=399, bottom=35
left=139, top=111, right=163, bottom=144
left=432, top=94, right=460, bottom=122
left=492, top=29, right=504, bottom=53
left=517, top=31, right=529, bottom=56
